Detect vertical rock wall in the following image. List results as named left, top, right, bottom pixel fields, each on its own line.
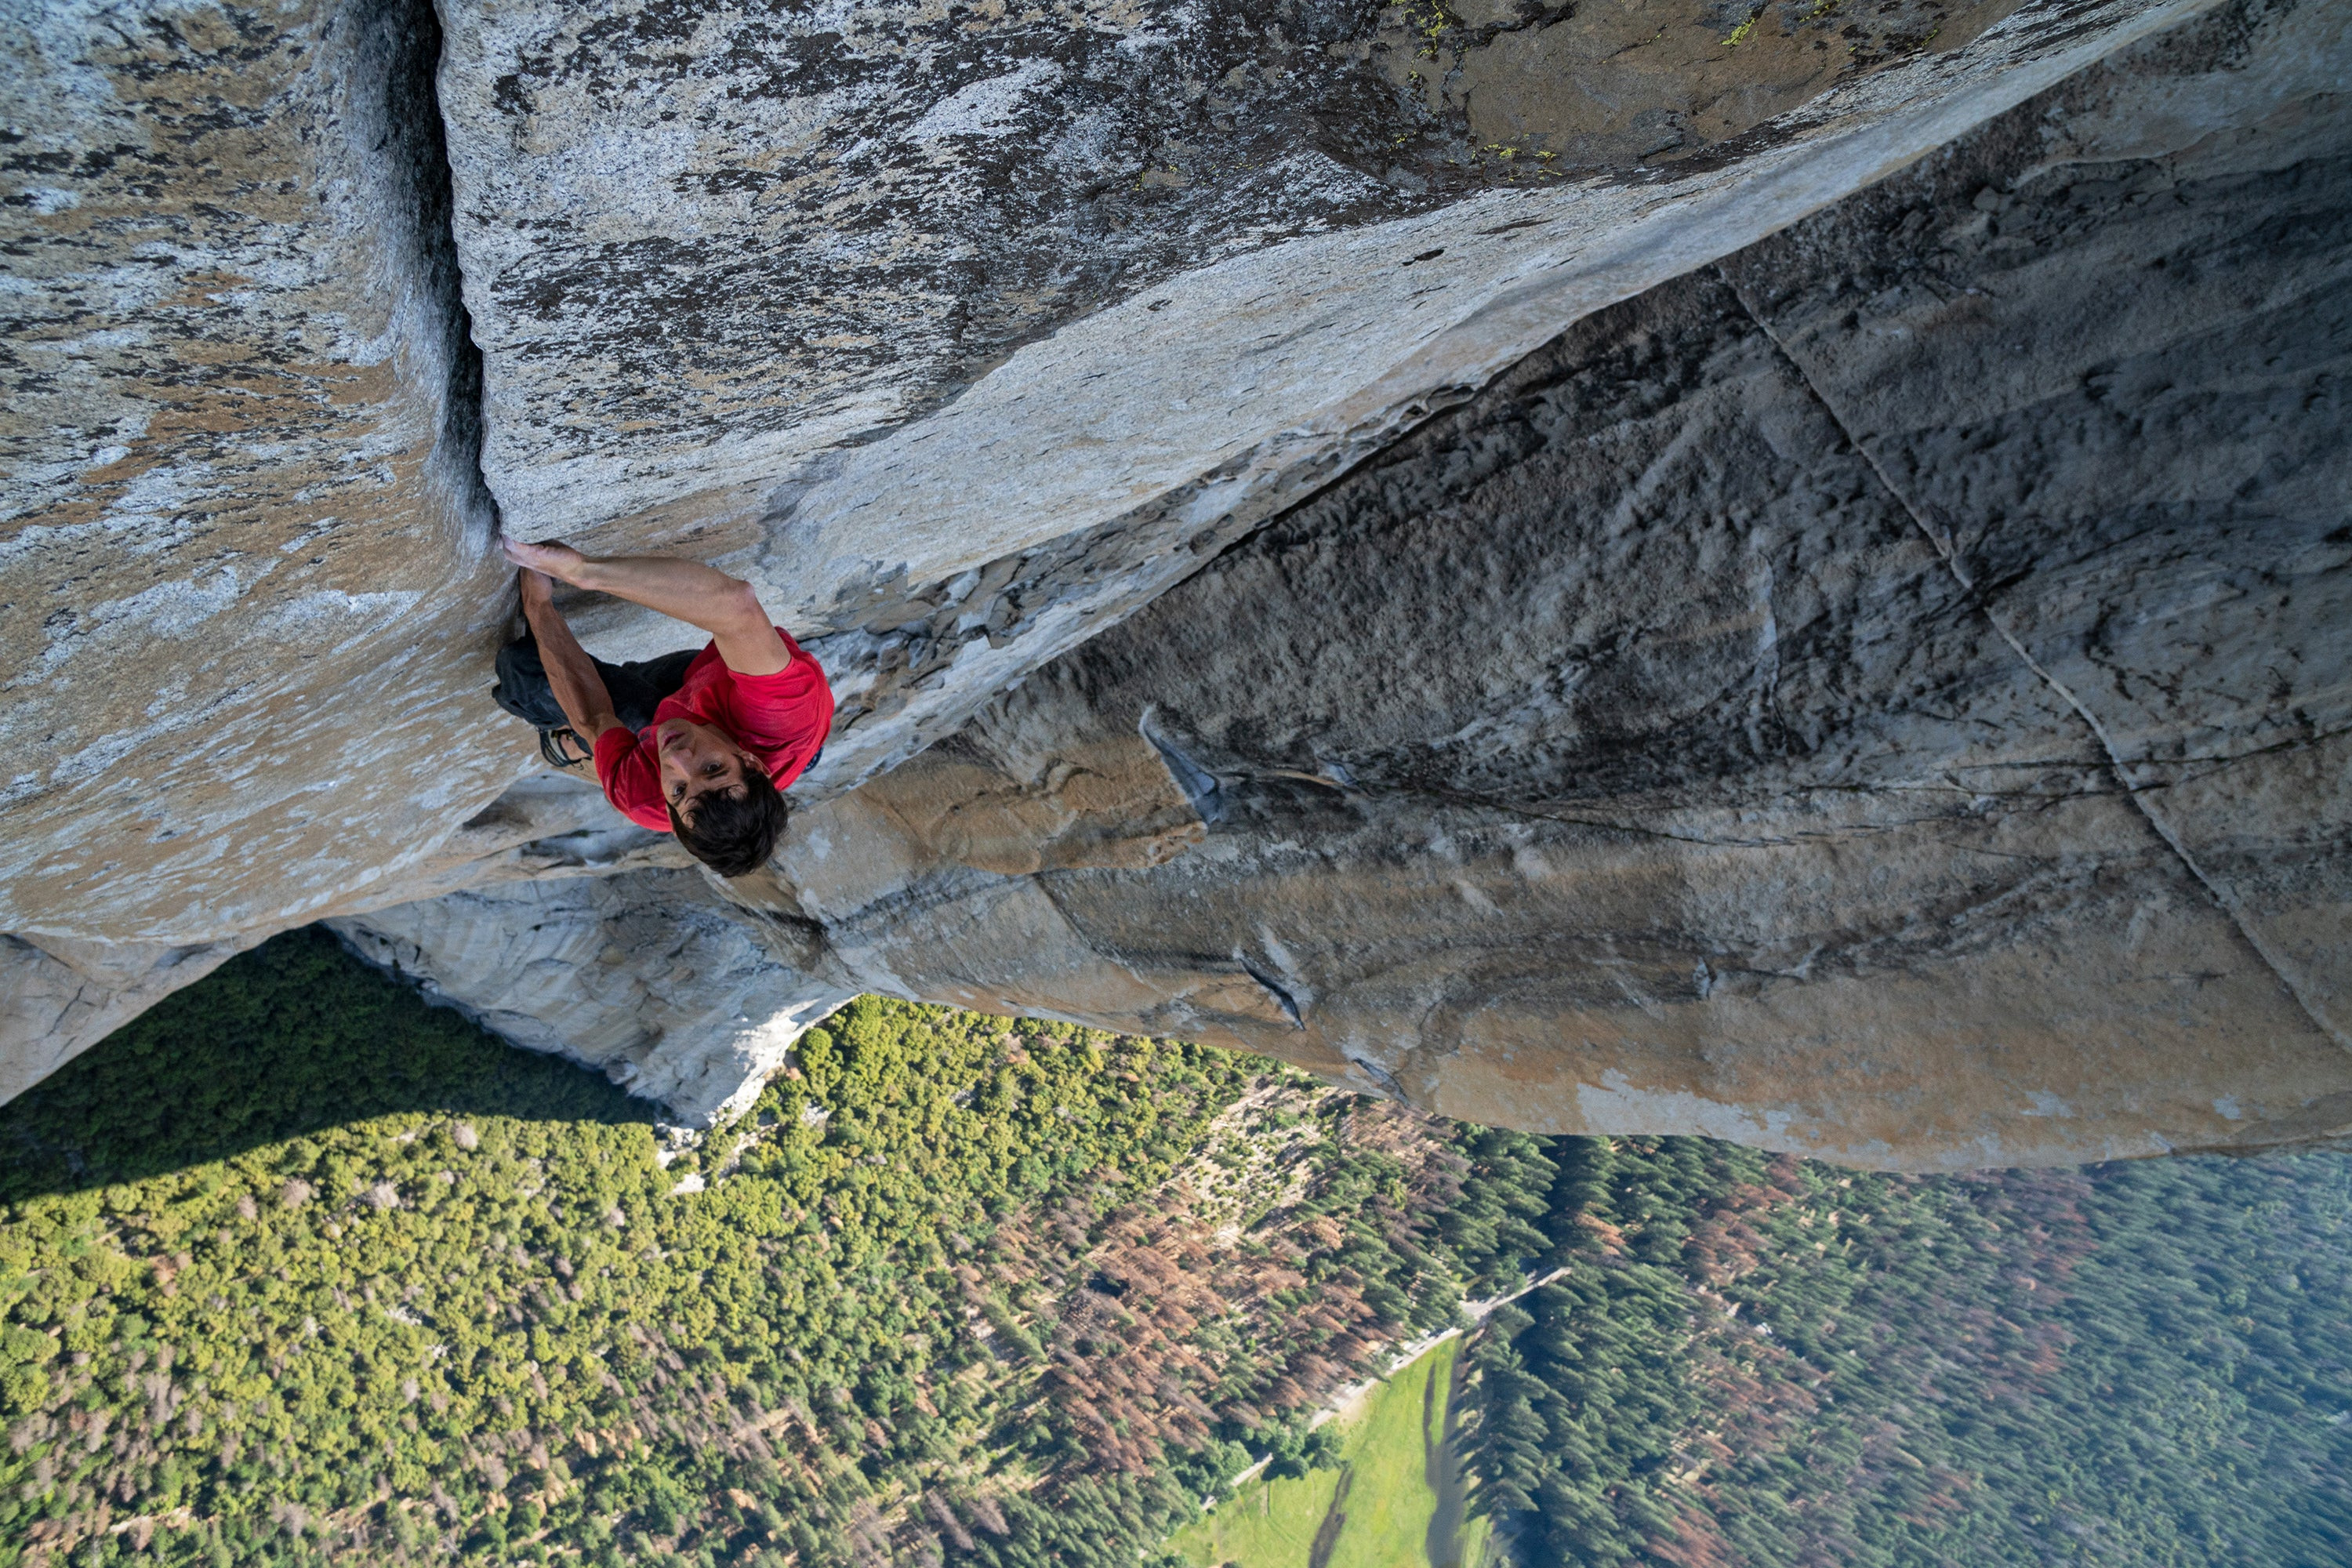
left=0, top=932, right=256, bottom=1105
left=0, top=0, right=527, bottom=939
left=5, top=0, right=2347, bottom=1170
left=741, top=3, right=2352, bottom=1167
left=3, top=0, right=2212, bottom=956
left=328, top=870, right=852, bottom=1127
left=437, top=0, right=2216, bottom=798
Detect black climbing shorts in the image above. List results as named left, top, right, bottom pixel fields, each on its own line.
left=491, top=634, right=824, bottom=776
left=491, top=633, right=701, bottom=768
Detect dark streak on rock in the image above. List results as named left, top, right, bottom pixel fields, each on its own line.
left=365, top=0, right=498, bottom=546
left=1240, top=959, right=1306, bottom=1029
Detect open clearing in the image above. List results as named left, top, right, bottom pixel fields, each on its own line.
left=1169, top=1337, right=1490, bottom=1567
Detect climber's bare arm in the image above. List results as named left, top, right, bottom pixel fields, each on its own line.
left=517, top=568, right=624, bottom=742
left=502, top=537, right=790, bottom=677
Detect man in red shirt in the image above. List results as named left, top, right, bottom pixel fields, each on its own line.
left=497, top=537, right=834, bottom=877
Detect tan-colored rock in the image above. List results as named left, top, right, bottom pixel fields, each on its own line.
left=5, top=0, right=2347, bottom=1174
left=0, top=0, right=530, bottom=942
left=742, top=5, right=2352, bottom=1168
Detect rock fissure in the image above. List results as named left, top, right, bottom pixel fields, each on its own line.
left=373, top=0, right=500, bottom=564
left=1238, top=960, right=1308, bottom=1031
left=1410, top=783, right=1806, bottom=848
left=1722, top=259, right=2352, bottom=1058
left=2008, top=642, right=2352, bottom=1054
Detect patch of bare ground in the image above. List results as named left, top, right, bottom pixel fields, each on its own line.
left=964, top=1076, right=1474, bottom=1487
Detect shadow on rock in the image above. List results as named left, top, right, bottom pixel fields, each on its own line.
left=0, top=928, right=652, bottom=1204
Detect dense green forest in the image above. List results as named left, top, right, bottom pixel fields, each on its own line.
left=1453, top=1138, right=2352, bottom=1566
left=5, top=931, right=2350, bottom=1567
left=0, top=931, right=1526, bottom=1566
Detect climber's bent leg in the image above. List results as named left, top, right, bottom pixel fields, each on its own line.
left=490, top=633, right=701, bottom=768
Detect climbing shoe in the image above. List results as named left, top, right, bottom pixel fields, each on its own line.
left=538, top=727, right=593, bottom=771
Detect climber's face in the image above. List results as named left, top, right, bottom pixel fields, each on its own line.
left=655, top=717, right=751, bottom=822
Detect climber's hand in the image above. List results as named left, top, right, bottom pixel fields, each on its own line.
left=516, top=566, right=556, bottom=608
left=502, top=535, right=586, bottom=584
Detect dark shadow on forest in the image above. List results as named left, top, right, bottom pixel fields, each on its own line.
left=0, top=927, right=654, bottom=1203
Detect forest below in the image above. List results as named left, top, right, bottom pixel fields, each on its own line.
left=2, top=932, right=2348, bottom=1566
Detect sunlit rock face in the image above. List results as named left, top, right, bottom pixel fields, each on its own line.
left=435, top=0, right=2049, bottom=548
left=4, top=0, right=2190, bottom=953
left=326, top=872, right=853, bottom=1127
left=0, top=0, right=527, bottom=940
left=3, top=0, right=2346, bottom=1167
left=437, top=0, right=2210, bottom=795
left=752, top=1, right=2352, bottom=1167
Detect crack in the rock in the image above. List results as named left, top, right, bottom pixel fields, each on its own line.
left=1721, top=267, right=2352, bottom=1057
left=1137, top=706, right=1228, bottom=823
left=1239, top=957, right=1307, bottom=1029
left=368, top=0, right=499, bottom=558
left=1417, top=775, right=2130, bottom=853
left=1408, top=782, right=1805, bottom=848
left=1346, top=1055, right=1408, bottom=1104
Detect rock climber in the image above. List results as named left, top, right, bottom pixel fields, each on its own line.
left=489, top=537, right=833, bottom=878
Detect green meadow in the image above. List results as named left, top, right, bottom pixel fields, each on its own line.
left=1169, top=1337, right=1491, bottom=1568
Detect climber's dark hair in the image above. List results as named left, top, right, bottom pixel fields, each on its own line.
left=669, top=763, right=788, bottom=878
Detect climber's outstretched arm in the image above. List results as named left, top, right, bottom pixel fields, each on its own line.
left=517, top=568, right=623, bottom=742
left=502, top=537, right=790, bottom=677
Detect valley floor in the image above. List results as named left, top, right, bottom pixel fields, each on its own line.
left=5, top=931, right=2350, bottom=1567
left=1168, top=1336, right=1494, bottom=1568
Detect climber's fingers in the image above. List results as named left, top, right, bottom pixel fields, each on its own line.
left=500, top=534, right=583, bottom=579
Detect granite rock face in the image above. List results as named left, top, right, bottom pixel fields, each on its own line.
left=0, top=932, right=257, bottom=1105
left=439, top=0, right=2210, bottom=797
left=4, top=0, right=2347, bottom=1168
left=328, top=871, right=851, bottom=1126
left=755, top=2, right=2352, bottom=1167
left=0, top=0, right=536, bottom=941
left=2, top=0, right=2196, bottom=949
left=434, top=0, right=2054, bottom=545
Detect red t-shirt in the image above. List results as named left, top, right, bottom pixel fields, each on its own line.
left=593, top=630, right=834, bottom=833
